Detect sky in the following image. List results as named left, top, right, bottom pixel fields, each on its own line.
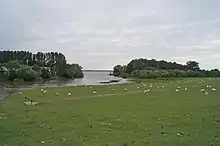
left=1, top=0, right=220, bottom=70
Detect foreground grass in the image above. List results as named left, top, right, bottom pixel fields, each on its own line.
left=1, top=78, right=220, bottom=146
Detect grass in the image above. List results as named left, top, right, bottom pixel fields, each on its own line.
left=1, top=78, right=220, bottom=146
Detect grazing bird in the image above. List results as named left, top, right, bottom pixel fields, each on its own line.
left=68, top=92, right=71, bottom=96
left=89, top=87, right=93, bottom=89
left=56, top=93, right=59, bottom=96
left=185, top=88, right=188, bottom=91
left=124, top=88, right=127, bottom=91
left=205, top=92, right=208, bottom=95
left=162, top=86, right=165, bottom=88
left=144, top=89, right=150, bottom=93
left=93, top=91, right=97, bottom=94
left=177, top=86, right=181, bottom=89
left=19, top=92, right=22, bottom=95
left=212, top=88, right=217, bottom=91
left=207, top=85, right=211, bottom=88
left=137, top=86, right=140, bottom=89
left=150, top=84, right=153, bottom=88
left=43, top=90, right=46, bottom=94
left=157, top=86, right=160, bottom=89
left=41, top=89, right=44, bottom=92
left=143, top=84, right=147, bottom=87
left=112, top=88, right=115, bottom=91
left=201, top=89, right=205, bottom=92
left=176, top=89, right=179, bottom=92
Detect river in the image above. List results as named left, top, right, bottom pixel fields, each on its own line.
left=0, top=71, right=130, bottom=100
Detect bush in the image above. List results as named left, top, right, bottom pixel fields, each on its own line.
left=40, top=67, right=52, bottom=79
left=17, top=66, right=39, bottom=81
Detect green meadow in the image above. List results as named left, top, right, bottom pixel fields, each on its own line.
left=1, top=78, right=220, bottom=146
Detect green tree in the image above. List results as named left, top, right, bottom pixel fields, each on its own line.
left=40, top=67, right=52, bottom=79
left=208, top=69, right=220, bottom=77
left=16, top=66, right=39, bottom=81
left=186, top=61, right=200, bottom=71
left=113, top=65, right=122, bottom=76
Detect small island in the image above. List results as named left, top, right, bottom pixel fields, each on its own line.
left=0, top=50, right=83, bottom=85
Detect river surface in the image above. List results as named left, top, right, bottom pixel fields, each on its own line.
left=0, top=71, right=130, bottom=100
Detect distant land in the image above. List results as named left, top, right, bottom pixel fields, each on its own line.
left=82, top=69, right=113, bottom=72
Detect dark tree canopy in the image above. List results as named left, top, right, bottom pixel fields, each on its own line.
left=113, top=58, right=220, bottom=79
left=186, top=61, right=200, bottom=71
left=0, top=50, right=83, bottom=82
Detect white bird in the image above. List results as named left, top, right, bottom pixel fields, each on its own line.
left=89, top=87, right=93, bottom=89
left=205, top=92, right=208, bottom=95
left=112, top=88, right=115, bottom=91
left=19, top=92, right=22, bottom=95
left=212, top=88, right=217, bottom=91
left=108, top=86, right=111, bottom=89
left=143, top=84, right=147, bottom=87
left=41, top=89, right=44, bottom=92
left=41, top=141, right=45, bottom=144
left=144, top=89, right=150, bottom=93
left=201, top=89, right=205, bottom=92
left=193, top=85, right=196, bottom=88
left=185, top=88, right=188, bottom=91
left=157, top=86, right=160, bottom=89
left=137, top=86, right=140, bottom=89
left=68, top=92, right=71, bottom=96
left=176, top=89, right=179, bottom=92
left=93, top=91, right=97, bottom=94
left=162, top=86, right=165, bottom=88
left=177, top=86, right=181, bottom=89
left=43, top=90, right=46, bottom=94
left=56, top=93, right=59, bottom=96
left=150, top=84, right=153, bottom=88
left=124, top=88, right=127, bottom=91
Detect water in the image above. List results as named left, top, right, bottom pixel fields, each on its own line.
left=65, top=71, right=129, bottom=86
left=0, top=71, right=130, bottom=100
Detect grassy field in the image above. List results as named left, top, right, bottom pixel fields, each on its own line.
left=1, top=78, right=220, bottom=146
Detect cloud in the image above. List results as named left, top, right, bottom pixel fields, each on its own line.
left=1, top=0, right=220, bottom=69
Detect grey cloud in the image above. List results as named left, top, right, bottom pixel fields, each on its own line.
left=1, top=0, right=220, bottom=69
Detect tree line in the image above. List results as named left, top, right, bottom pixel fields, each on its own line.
left=113, top=58, right=220, bottom=79
left=0, top=50, right=83, bottom=82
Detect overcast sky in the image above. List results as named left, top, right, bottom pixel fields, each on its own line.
left=1, top=0, right=220, bottom=69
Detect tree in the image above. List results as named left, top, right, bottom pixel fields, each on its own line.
left=112, top=57, right=220, bottom=79
left=3, top=60, right=22, bottom=81
left=61, top=64, right=83, bottom=79
left=40, top=67, right=52, bottom=79
left=113, top=65, right=122, bottom=76
left=16, top=66, right=39, bottom=81
left=0, top=50, right=84, bottom=81
left=208, top=69, right=220, bottom=77
left=186, top=61, right=200, bottom=71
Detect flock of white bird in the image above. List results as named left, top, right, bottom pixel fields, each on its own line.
left=173, top=80, right=217, bottom=96
left=19, top=80, right=217, bottom=98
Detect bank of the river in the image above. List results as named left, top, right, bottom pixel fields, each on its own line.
left=1, top=78, right=220, bottom=146
left=0, top=71, right=131, bottom=100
